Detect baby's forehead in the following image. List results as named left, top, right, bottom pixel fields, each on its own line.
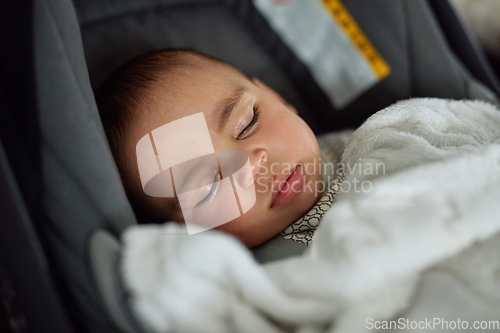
left=137, top=71, right=245, bottom=131
left=134, top=55, right=250, bottom=130
left=170, top=55, right=246, bottom=83
left=154, top=63, right=248, bottom=107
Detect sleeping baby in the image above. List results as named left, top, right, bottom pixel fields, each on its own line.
left=97, top=48, right=350, bottom=247
left=112, top=51, right=500, bottom=333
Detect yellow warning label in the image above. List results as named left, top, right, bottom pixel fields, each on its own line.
left=319, top=0, right=391, bottom=79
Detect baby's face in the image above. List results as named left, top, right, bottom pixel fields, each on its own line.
left=130, top=61, right=322, bottom=246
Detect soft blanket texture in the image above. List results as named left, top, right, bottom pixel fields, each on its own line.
left=121, top=98, right=500, bottom=332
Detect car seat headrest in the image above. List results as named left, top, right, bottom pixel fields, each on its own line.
left=33, top=0, right=137, bottom=329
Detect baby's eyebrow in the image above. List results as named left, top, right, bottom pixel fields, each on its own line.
left=217, top=87, right=248, bottom=132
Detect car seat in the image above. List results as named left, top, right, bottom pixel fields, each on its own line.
left=1, top=0, right=499, bottom=332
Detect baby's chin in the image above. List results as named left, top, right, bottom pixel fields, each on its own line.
left=214, top=202, right=303, bottom=247
left=299, top=180, right=324, bottom=215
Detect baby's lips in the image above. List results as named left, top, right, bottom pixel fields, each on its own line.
left=271, top=165, right=296, bottom=205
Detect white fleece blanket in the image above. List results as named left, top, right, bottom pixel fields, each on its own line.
left=121, top=98, right=500, bottom=333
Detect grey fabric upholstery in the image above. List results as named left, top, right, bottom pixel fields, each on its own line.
left=252, top=238, right=307, bottom=264
left=34, top=0, right=136, bottom=330
left=89, top=230, right=139, bottom=333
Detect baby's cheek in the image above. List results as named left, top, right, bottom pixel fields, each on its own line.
left=214, top=210, right=260, bottom=245
left=267, top=113, right=300, bottom=142
left=214, top=203, right=286, bottom=247
left=286, top=116, right=319, bottom=155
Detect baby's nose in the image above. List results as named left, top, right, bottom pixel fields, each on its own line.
left=225, top=149, right=268, bottom=189
left=250, top=148, right=268, bottom=182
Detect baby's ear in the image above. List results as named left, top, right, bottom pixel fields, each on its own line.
left=251, top=78, right=298, bottom=114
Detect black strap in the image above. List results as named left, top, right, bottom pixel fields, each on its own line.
left=0, top=135, right=75, bottom=333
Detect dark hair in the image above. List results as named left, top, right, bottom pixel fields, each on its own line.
left=96, top=48, right=224, bottom=222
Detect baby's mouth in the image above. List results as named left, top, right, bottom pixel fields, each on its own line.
left=271, top=164, right=305, bottom=208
